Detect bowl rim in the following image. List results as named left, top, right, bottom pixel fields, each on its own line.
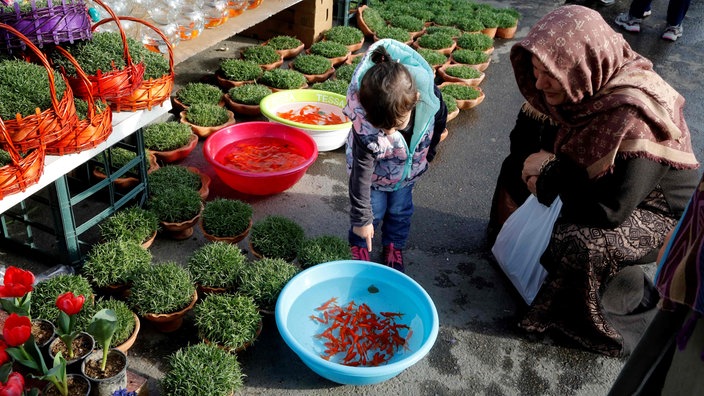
left=260, top=89, right=353, bottom=132
left=275, top=260, right=439, bottom=377
left=203, top=121, right=319, bottom=178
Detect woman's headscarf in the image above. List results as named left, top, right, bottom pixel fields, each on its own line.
left=510, top=5, right=698, bottom=179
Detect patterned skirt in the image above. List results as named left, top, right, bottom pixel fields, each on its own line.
left=519, top=189, right=677, bottom=357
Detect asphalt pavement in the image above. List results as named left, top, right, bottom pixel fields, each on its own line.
left=4, top=0, right=704, bottom=395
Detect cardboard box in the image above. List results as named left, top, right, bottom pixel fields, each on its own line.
left=242, top=0, right=333, bottom=47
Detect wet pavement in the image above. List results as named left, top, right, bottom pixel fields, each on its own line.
left=4, top=0, right=704, bottom=395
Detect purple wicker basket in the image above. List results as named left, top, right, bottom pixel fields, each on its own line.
left=0, top=0, right=92, bottom=51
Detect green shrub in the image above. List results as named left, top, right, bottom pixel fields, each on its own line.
left=147, top=186, right=202, bottom=224
left=92, top=298, right=136, bottom=346
left=143, top=121, right=194, bottom=151
left=32, top=274, right=94, bottom=323
left=291, top=54, right=332, bottom=75
left=0, top=150, right=11, bottom=166
left=456, top=33, right=493, bottom=51
left=249, top=215, right=305, bottom=261
left=432, top=14, right=457, bottom=27
left=417, top=48, right=448, bottom=67
left=194, top=293, right=261, bottom=350
left=444, top=65, right=482, bottom=79
left=311, top=79, right=349, bottom=95
left=416, top=32, right=454, bottom=50
left=201, top=198, right=253, bottom=237
left=323, top=26, right=364, bottom=46
left=241, top=45, right=281, bottom=65
left=297, top=235, right=352, bottom=269
left=495, top=12, right=519, bottom=29
left=161, top=343, right=243, bottom=396
left=0, top=60, right=67, bottom=119
left=442, top=92, right=458, bottom=114
left=455, top=17, right=484, bottom=32
left=374, top=25, right=411, bottom=42
left=82, top=240, right=151, bottom=288
left=188, top=242, right=247, bottom=289
left=49, top=31, right=147, bottom=76
left=97, top=147, right=141, bottom=177
left=128, top=261, right=195, bottom=315
left=238, top=257, right=299, bottom=311
left=99, top=206, right=159, bottom=245
left=334, top=63, right=356, bottom=82
left=264, top=35, right=303, bottom=50
left=388, top=15, right=424, bottom=32
left=148, top=165, right=201, bottom=196
left=451, top=49, right=489, bottom=65
left=176, top=82, right=223, bottom=106
left=74, top=98, right=108, bottom=120
left=259, top=69, right=307, bottom=90
left=478, top=12, right=499, bottom=29
left=440, top=84, right=482, bottom=100
left=309, top=41, right=349, bottom=58
left=227, top=84, right=271, bottom=105
left=142, top=49, right=170, bottom=80
left=219, top=59, right=262, bottom=82
left=361, top=7, right=386, bottom=33
left=185, top=103, right=230, bottom=127
left=425, top=25, right=462, bottom=38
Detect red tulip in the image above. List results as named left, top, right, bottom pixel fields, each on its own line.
left=2, top=313, right=31, bottom=347
left=0, top=266, right=34, bottom=298
left=0, top=339, right=8, bottom=366
left=55, top=292, right=85, bottom=316
left=0, top=372, right=25, bottom=396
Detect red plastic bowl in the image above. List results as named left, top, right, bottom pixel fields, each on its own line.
left=203, top=121, right=318, bottom=195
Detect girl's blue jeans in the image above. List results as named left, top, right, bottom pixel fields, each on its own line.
left=349, top=183, right=415, bottom=250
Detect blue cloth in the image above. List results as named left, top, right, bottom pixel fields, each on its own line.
left=349, top=183, right=414, bottom=249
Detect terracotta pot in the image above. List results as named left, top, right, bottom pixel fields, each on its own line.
left=241, top=51, right=284, bottom=71
left=324, top=37, right=365, bottom=54
left=43, top=374, right=91, bottom=396
left=437, top=64, right=485, bottom=86
left=248, top=240, right=263, bottom=259
left=481, top=27, right=498, bottom=39
left=450, top=54, right=490, bottom=72
left=439, top=128, right=450, bottom=142
left=262, top=82, right=309, bottom=93
left=179, top=110, right=237, bottom=139
left=355, top=5, right=374, bottom=37
left=172, top=95, right=226, bottom=113
left=412, top=40, right=456, bottom=56
left=300, top=67, right=335, bottom=84
left=199, top=218, right=252, bottom=244
left=440, top=84, right=485, bottom=110
left=114, top=313, right=140, bottom=355
left=496, top=25, right=518, bottom=39
left=263, top=40, right=304, bottom=59
left=345, top=52, right=365, bottom=65
left=143, top=290, right=198, bottom=332
left=92, top=152, right=160, bottom=190
left=215, top=72, right=254, bottom=90
left=159, top=203, right=203, bottom=240
left=187, top=166, right=211, bottom=201
left=141, top=230, right=157, bottom=249
left=222, top=93, right=262, bottom=116
left=446, top=108, right=460, bottom=123
left=81, top=349, right=127, bottom=396
left=409, top=28, right=426, bottom=40
left=149, top=133, right=199, bottom=164
left=306, top=49, right=350, bottom=67
left=197, top=284, right=228, bottom=297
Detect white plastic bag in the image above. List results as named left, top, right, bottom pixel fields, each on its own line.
left=491, top=195, right=563, bottom=304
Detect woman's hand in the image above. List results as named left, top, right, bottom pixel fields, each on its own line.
left=352, top=224, right=374, bottom=252
left=522, top=150, right=554, bottom=184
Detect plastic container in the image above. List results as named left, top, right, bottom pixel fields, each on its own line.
left=203, top=121, right=318, bottom=195
left=259, top=89, right=352, bottom=152
left=275, top=260, right=439, bottom=385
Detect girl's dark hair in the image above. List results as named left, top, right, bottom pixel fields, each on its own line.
left=359, top=46, right=417, bottom=130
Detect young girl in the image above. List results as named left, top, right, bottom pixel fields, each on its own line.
left=344, top=39, right=447, bottom=272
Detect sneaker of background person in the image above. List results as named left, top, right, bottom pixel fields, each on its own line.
left=615, top=13, right=643, bottom=32
left=350, top=245, right=370, bottom=261
left=382, top=243, right=404, bottom=273
left=643, top=9, right=652, bottom=17
left=599, top=0, right=615, bottom=5
left=662, top=24, right=683, bottom=41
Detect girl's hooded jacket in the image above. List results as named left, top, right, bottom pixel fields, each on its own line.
left=344, top=39, right=446, bottom=227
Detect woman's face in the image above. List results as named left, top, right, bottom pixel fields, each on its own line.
left=531, top=55, right=566, bottom=106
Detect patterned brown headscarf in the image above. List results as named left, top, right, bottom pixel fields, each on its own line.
left=510, top=5, right=698, bottom=179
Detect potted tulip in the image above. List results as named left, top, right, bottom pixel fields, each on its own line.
left=194, top=293, right=262, bottom=352
left=248, top=215, right=305, bottom=261
left=143, top=121, right=198, bottom=163
left=172, top=82, right=224, bottom=112
left=91, top=298, right=139, bottom=355
left=179, top=103, right=236, bottom=138
left=160, top=343, right=243, bottom=396
left=81, top=240, right=152, bottom=296
left=31, top=274, right=94, bottom=328
left=127, top=261, right=197, bottom=332
left=216, top=59, right=263, bottom=89
left=82, top=309, right=128, bottom=396
left=49, top=292, right=95, bottom=369
left=147, top=186, right=204, bottom=240
left=297, top=235, right=352, bottom=269
left=98, top=206, right=160, bottom=248
left=188, top=242, right=247, bottom=295
left=200, top=198, right=253, bottom=243
left=238, top=257, right=299, bottom=314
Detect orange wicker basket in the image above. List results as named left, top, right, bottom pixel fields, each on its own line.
left=47, top=46, right=113, bottom=156
left=0, top=23, right=77, bottom=152
left=95, top=16, right=175, bottom=112
left=0, top=117, right=45, bottom=200
left=65, top=0, right=145, bottom=101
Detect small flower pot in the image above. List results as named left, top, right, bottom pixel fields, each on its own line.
left=199, top=218, right=252, bottom=244
left=262, top=40, right=304, bottom=59
left=439, top=83, right=486, bottom=110
left=437, top=64, right=485, bottom=86
left=301, top=67, right=335, bottom=84
left=142, top=230, right=158, bottom=249
left=481, top=27, right=498, bottom=39
left=43, top=373, right=91, bottom=396
left=179, top=110, right=237, bottom=139
left=81, top=349, right=128, bottom=396
left=32, top=318, right=56, bottom=349
left=446, top=107, right=460, bottom=123
left=143, top=290, right=198, bottom=332
left=92, top=152, right=160, bottom=190
left=440, top=128, right=450, bottom=142
left=49, top=332, right=96, bottom=374
left=222, top=94, right=262, bottom=116
left=355, top=5, right=374, bottom=37
left=114, top=313, right=140, bottom=355
left=496, top=25, right=518, bottom=39
left=412, top=40, right=456, bottom=56
left=215, top=72, right=254, bottom=90
left=186, top=166, right=212, bottom=201
left=159, top=203, right=204, bottom=240
left=149, top=133, right=199, bottom=164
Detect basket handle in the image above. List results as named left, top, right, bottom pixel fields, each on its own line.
left=0, top=117, right=21, bottom=166
left=53, top=46, right=98, bottom=120
left=0, top=22, right=63, bottom=117
left=95, top=16, right=174, bottom=76
left=89, top=0, right=136, bottom=69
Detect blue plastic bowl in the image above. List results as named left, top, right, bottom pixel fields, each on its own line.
left=275, top=260, right=439, bottom=385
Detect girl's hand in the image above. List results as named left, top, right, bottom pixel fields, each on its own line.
left=352, top=224, right=374, bottom=252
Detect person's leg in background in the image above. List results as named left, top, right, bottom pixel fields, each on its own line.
left=662, top=0, right=691, bottom=41
left=616, top=0, right=654, bottom=32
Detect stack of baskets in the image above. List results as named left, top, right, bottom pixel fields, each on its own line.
left=0, top=0, right=175, bottom=198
